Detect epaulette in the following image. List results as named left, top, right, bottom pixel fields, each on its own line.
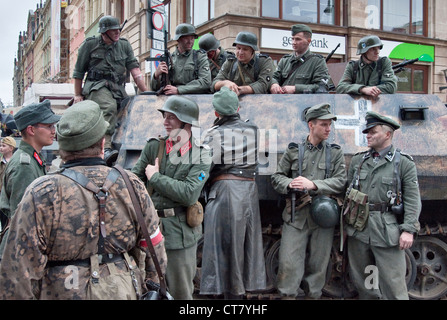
left=288, top=142, right=299, bottom=149
left=119, top=37, right=130, bottom=42
left=85, top=36, right=97, bottom=42
left=227, top=55, right=237, bottom=61
left=20, top=153, right=31, bottom=165
left=400, top=151, right=414, bottom=162
left=244, top=119, right=250, bottom=123
left=354, top=150, right=368, bottom=156
left=330, top=143, right=341, bottom=149
left=147, top=136, right=160, bottom=143
left=258, top=53, right=270, bottom=58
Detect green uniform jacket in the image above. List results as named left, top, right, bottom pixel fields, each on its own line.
left=345, top=147, right=421, bottom=247
left=272, top=50, right=331, bottom=93
left=73, top=36, right=140, bottom=99
left=336, top=56, right=397, bottom=95
left=209, top=50, right=234, bottom=81
left=151, top=48, right=211, bottom=94
left=271, top=139, right=347, bottom=230
left=132, top=136, right=211, bottom=250
left=212, top=54, right=274, bottom=93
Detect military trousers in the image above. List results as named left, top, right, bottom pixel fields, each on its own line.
left=166, top=243, right=197, bottom=300
left=87, top=87, right=118, bottom=149
left=347, top=236, right=409, bottom=300
left=277, top=220, right=334, bottom=299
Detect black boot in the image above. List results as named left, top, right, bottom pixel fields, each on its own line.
left=104, top=148, right=118, bottom=166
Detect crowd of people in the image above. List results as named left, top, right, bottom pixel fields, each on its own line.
left=0, top=16, right=421, bottom=301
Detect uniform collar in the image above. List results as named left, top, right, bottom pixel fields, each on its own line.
left=364, top=145, right=395, bottom=161
left=166, top=137, right=193, bottom=157
left=303, top=137, right=324, bottom=151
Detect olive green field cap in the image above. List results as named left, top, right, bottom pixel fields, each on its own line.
left=212, top=87, right=239, bottom=116
left=174, top=23, right=198, bottom=41
left=199, top=33, right=220, bottom=52
left=357, top=35, right=383, bottom=55
left=292, top=24, right=312, bottom=36
left=233, top=32, right=259, bottom=51
left=305, top=103, right=337, bottom=122
left=14, top=99, right=61, bottom=131
left=362, top=111, right=400, bottom=133
left=158, top=96, right=200, bottom=127
left=98, top=16, right=121, bottom=33
left=56, top=100, right=109, bottom=151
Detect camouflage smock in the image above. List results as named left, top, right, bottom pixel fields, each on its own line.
left=0, top=160, right=166, bottom=299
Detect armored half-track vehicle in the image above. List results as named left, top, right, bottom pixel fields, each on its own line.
left=113, top=93, right=447, bottom=300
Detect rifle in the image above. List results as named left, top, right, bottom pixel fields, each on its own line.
left=392, top=58, right=419, bottom=74
left=145, top=29, right=172, bottom=95
left=120, top=19, right=128, bottom=32
left=326, top=43, right=341, bottom=62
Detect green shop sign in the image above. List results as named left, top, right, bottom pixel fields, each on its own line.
left=381, top=40, right=434, bottom=62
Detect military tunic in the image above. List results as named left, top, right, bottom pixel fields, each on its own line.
left=200, top=114, right=266, bottom=296
left=150, top=48, right=211, bottom=94
left=345, top=146, right=421, bottom=299
left=208, top=50, right=234, bottom=81
left=271, top=139, right=347, bottom=298
left=132, top=136, right=211, bottom=299
left=336, top=56, right=397, bottom=95
left=272, top=49, right=332, bottom=93
left=0, top=161, right=166, bottom=299
left=212, top=54, right=274, bottom=93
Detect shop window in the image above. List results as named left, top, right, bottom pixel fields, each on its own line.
left=395, top=64, right=428, bottom=93
left=261, top=0, right=340, bottom=25
left=366, top=0, right=427, bottom=36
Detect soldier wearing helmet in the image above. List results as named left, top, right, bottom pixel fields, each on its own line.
left=336, top=35, right=397, bottom=97
left=270, top=24, right=333, bottom=94
left=151, top=23, right=211, bottom=95
left=73, top=15, right=148, bottom=166
left=271, top=103, right=347, bottom=299
left=199, top=33, right=235, bottom=83
left=132, top=96, right=211, bottom=300
left=212, top=31, right=274, bottom=95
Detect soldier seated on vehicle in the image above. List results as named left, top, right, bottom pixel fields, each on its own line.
left=212, top=31, right=274, bottom=96
left=336, top=35, right=397, bottom=98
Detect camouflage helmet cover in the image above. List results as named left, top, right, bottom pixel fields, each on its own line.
left=199, top=33, right=220, bottom=52
left=174, top=23, right=198, bottom=41
left=232, top=31, right=259, bottom=51
left=158, top=96, right=200, bottom=127
left=357, top=35, right=383, bottom=55
left=98, top=16, right=121, bottom=33
left=310, top=195, right=340, bottom=228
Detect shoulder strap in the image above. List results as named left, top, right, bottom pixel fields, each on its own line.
left=325, top=143, right=332, bottom=179
left=148, top=138, right=166, bottom=196
left=113, top=164, right=169, bottom=299
left=352, top=60, right=360, bottom=84
left=193, top=50, right=199, bottom=80
left=298, top=143, right=305, bottom=177
left=393, top=149, right=402, bottom=203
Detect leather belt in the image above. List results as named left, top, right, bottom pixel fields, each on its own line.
left=368, top=202, right=390, bottom=213
left=157, top=206, right=185, bottom=218
left=47, top=253, right=125, bottom=268
left=212, top=173, right=255, bottom=183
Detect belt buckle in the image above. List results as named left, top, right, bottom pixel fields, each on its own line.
left=158, top=208, right=175, bottom=218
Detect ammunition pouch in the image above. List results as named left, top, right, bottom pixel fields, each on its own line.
left=343, top=188, right=369, bottom=231
left=186, top=201, right=204, bottom=228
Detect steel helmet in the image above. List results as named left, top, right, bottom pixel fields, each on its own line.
left=233, top=31, right=259, bottom=51
left=310, top=195, right=340, bottom=228
left=199, top=33, right=220, bottom=52
left=357, top=35, right=383, bottom=55
left=158, top=96, right=200, bottom=127
left=98, top=16, right=121, bottom=33
left=174, top=23, right=198, bottom=41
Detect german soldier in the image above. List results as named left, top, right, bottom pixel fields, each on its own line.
left=0, top=100, right=166, bottom=299
left=212, top=31, right=274, bottom=95
left=271, top=103, right=347, bottom=299
left=132, top=96, right=211, bottom=300
left=73, top=15, right=148, bottom=166
left=336, top=35, right=397, bottom=97
left=344, top=111, right=421, bottom=299
left=151, top=23, right=211, bottom=95
left=270, top=24, right=332, bottom=94
left=0, top=100, right=60, bottom=261
left=198, top=33, right=234, bottom=83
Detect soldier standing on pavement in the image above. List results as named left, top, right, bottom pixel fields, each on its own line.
left=73, top=15, right=148, bottom=166
left=0, top=100, right=166, bottom=299
left=200, top=87, right=266, bottom=299
left=270, top=24, right=332, bottom=94
left=271, top=103, right=347, bottom=299
left=151, top=23, right=211, bottom=95
left=132, top=96, right=211, bottom=300
left=212, top=31, right=274, bottom=95
left=0, top=100, right=60, bottom=261
left=198, top=33, right=234, bottom=83
left=344, top=112, right=421, bottom=299
left=0, top=136, right=16, bottom=231
left=336, top=35, right=397, bottom=97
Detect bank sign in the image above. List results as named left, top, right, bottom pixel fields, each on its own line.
left=261, top=28, right=346, bottom=56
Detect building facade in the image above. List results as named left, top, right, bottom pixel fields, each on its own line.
left=13, top=0, right=447, bottom=106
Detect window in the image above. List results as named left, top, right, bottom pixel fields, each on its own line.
left=185, top=0, right=215, bottom=26
left=261, top=0, right=339, bottom=25
left=366, top=0, right=427, bottom=36
left=395, top=64, right=428, bottom=93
